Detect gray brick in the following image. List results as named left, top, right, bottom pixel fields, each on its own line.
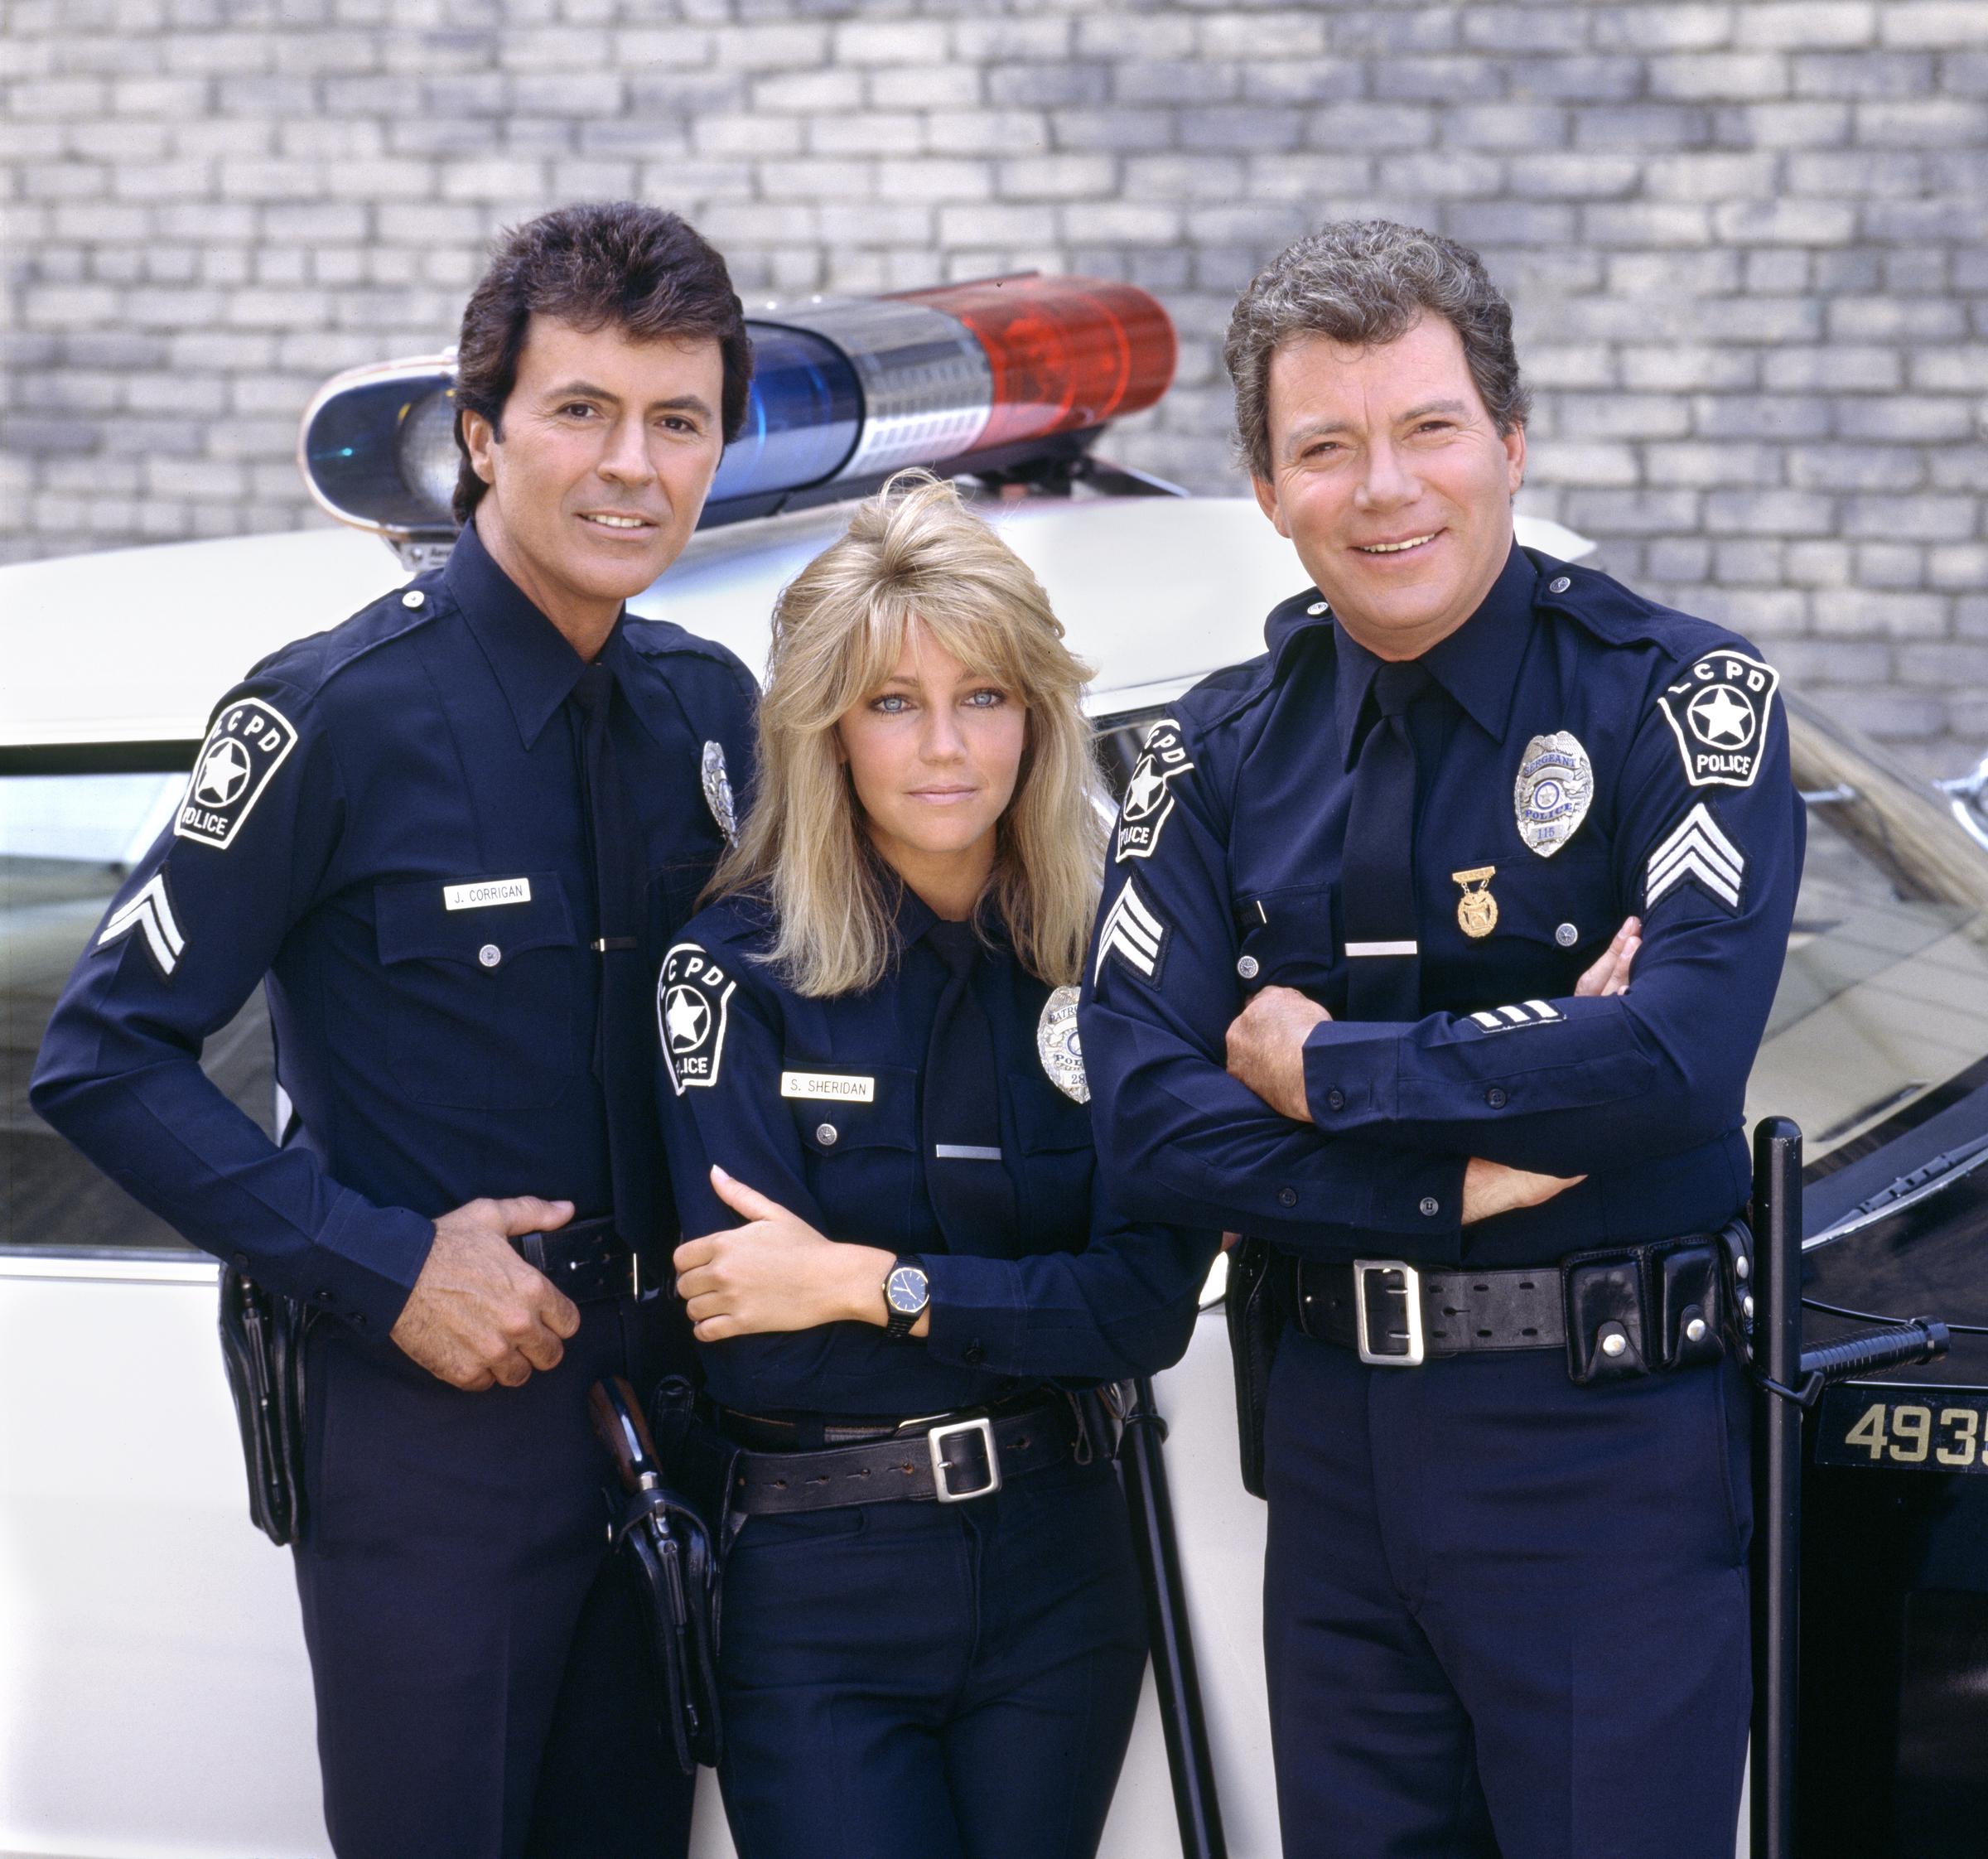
left=1699, top=588, right=1812, bottom=635
left=1508, top=56, right=1645, bottom=102
left=1300, top=102, right=1434, bottom=150
left=1571, top=103, right=1714, bottom=147
left=1930, top=448, right=1988, bottom=492
left=867, top=65, right=980, bottom=110
left=1792, top=51, right=1935, bottom=98
left=1856, top=543, right=1929, bottom=588
left=1783, top=542, right=1855, bottom=587
left=1648, top=52, right=1790, bottom=99
left=1706, top=488, right=1836, bottom=535
left=1199, top=13, right=1331, bottom=60
left=1907, top=348, right=1988, bottom=392
left=1239, top=60, right=1365, bottom=104
left=1762, top=346, right=1903, bottom=392
left=1841, top=495, right=1978, bottom=541
left=1646, top=538, right=1713, bottom=581
left=1812, top=592, right=1950, bottom=640
left=1648, top=442, right=1782, bottom=488
left=989, top=62, right=1112, bottom=109
left=1580, top=202, right=1712, bottom=245
left=1856, top=99, right=1988, bottom=144
left=1563, top=489, right=1703, bottom=533
left=1737, top=3, right=1877, bottom=50
left=1728, top=102, right=1851, bottom=146
left=1180, top=106, right=1305, bottom=152
left=1439, top=104, right=1570, bottom=149
left=1460, top=8, right=1590, bottom=55
left=875, top=157, right=994, bottom=203
left=1834, top=397, right=1979, bottom=442
left=1591, top=4, right=1732, bottom=51
left=1928, top=546, right=1988, bottom=591
left=1880, top=3, right=1988, bottom=47
left=1788, top=445, right=1928, bottom=492
left=1605, top=251, right=1742, bottom=294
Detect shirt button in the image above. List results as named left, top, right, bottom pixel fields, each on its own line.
left=1419, top=1196, right=1440, bottom=1218
left=1548, top=576, right=1571, bottom=595
left=1555, top=922, right=1579, bottom=948
left=816, top=1123, right=838, bottom=1147
left=314, top=1288, right=335, bottom=1303
left=1237, top=954, right=1260, bottom=980
left=1277, top=1186, right=1298, bottom=1208
left=402, top=589, right=426, bottom=608
left=478, top=943, right=501, bottom=968
left=232, top=1253, right=248, bottom=1268
left=1485, top=1085, right=1508, bottom=1108
left=963, top=1341, right=986, bottom=1366
left=1306, top=601, right=1327, bottom=616
left=1325, top=1087, right=1346, bottom=1112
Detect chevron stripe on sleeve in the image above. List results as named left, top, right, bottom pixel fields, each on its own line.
left=1095, top=876, right=1171, bottom=985
left=1644, top=802, right=1745, bottom=915
left=96, top=872, right=186, bottom=978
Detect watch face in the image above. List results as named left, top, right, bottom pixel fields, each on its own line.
left=886, top=1265, right=929, bottom=1315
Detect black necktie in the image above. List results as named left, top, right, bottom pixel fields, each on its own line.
left=1342, top=659, right=1431, bottom=1022
left=570, top=663, right=656, bottom=1249
left=921, top=921, right=1018, bottom=1258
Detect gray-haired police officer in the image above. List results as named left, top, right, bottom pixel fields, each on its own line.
left=31, top=203, right=756, bottom=1859
left=1082, top=221, right=1802, bottom=1858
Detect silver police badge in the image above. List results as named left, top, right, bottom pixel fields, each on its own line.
left=1513, top=732, right=1594, bottom=857
left=701, top=740, right=737, bottom=845
left=1036, top=984, right=1088, bottom=1103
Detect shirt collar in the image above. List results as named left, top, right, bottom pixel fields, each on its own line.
left=1330, top=540, right=1537, bottom=768
left=444, top=518, right=620, bottom=750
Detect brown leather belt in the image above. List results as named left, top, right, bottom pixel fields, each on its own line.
left=1293, top=1257, right=1566, bottom=1363
left=721, top=1394, right=1074, bottom=1514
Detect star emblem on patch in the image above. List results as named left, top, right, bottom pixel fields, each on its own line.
left=174, top=697, right=301, bottom=849
left=656, top=942, right=735, bottom=1093
left=1656, top=650, right=1779, bottom=789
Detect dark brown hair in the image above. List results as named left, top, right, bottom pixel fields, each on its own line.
left=451, top=200, right=752, bottom=522
left=1224, top=220, right=1531, bottom=483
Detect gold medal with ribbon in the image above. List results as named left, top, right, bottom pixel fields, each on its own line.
left=1451, top=866, right=1498, bottom=939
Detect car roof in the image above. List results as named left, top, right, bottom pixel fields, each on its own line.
left=0, top=498, right=1596, bottom=751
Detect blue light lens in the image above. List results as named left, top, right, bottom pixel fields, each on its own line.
left=707, top=323, right=863, bottom=505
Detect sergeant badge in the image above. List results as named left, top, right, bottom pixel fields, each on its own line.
left=174, top=698, right=299, bottom=850
left=1114, top=716, right=1193, bottom=863
left=1656, top=650, right=1780, bottom=789
left=1036, top=983, right=1088, bottom=1103
left=701, top=741, right=737, bottom=845
left=1451, top=866, right=1498, bottom=939
left=657, top=941, right=735, bottom=1094
left=1513, top=732, right=1594, bottom=858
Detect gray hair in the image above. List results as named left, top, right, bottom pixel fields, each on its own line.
left=1223, top=220, right=1532, bottom=482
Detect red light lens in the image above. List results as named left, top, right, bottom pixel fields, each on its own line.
left=907, top=276, right=1176, bottom=452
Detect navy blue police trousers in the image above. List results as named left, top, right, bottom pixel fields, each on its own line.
left=715, top=1449, right=1149, bottom=1859
left=293, top=1304, right=694, bottom=1859
left=1264, top=1330, right=1752, bottom=1859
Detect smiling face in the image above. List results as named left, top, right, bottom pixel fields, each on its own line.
left=1251, top=312, right=1526, bottom=661
left=461, top=314, right=726, bottom=653
left=835, top=620, right=1028, bottom=917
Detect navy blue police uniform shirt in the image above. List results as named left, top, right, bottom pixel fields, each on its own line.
left=653, top=886, right=1220, bottom=1417
left=30, top=521, right=756, bottom=1337
left=1082, top=543, right=1806, bottom=1270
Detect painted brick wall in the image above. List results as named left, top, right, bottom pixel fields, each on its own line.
left=3, top=0, right=1986, bottom=770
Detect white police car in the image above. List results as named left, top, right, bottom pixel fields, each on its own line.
left=6, top=279, right=1988, bottom=1859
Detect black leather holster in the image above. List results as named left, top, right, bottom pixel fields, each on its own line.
left=1225, top=1238, right=1290, bottom=1499
left=216, top=1267, right=316, bottom=1547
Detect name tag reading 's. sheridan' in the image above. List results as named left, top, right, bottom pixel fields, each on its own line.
left=443, top=877, right=533, bottom=911
left=779, top=1071, right=876, bottom=1103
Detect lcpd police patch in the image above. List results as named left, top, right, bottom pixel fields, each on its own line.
left=1114, top=717, right=1193, bottom=863
left=1656, top=651, right=1779, bottom=789
left=175, top=699, right=299, bottom=849
left=657, top=942, right=735, bottom=1094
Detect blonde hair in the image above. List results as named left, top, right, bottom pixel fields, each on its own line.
left=709, top=471, right=1107, bottom=997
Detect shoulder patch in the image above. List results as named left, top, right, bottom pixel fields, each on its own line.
left=174, top=698, right=300, bottom=850
left=1095, top=876, right=1171, bottom=986
left=1114, top=715, right=1194, bottom=863
left=97, top=870, right=184, bottom=978
left=1645, top=802, right=1745, bottom=915
left=657, top=941, right=736, bottom=1094
left=1655, top=650, right=1779, bottom=789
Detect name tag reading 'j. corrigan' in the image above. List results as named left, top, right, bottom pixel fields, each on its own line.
left=779, top=1071, right=876, bottom=1103
left=444, top=878, right=532, bottom=911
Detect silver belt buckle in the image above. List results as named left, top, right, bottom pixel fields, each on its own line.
left=1353, top=1258, right=1426, bottom=1367
left=927, top=1416, right=1001, bottom=1503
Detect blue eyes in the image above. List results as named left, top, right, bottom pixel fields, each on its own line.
left=870, top=689, right=1007, bottom=715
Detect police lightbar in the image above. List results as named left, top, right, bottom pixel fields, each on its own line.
left=297, top=275, right=1176, bottom=557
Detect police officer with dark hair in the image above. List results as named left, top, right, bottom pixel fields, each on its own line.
left=1083, top=220, right=1803, bottom=1859
left=31, top=202, right=755, bottom=1859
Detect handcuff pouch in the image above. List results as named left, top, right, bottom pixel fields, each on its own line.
left=1562, top=1248, right=1649, bottom=1386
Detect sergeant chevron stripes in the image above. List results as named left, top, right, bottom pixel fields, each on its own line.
left=97, top=872, right=184, bottom=977
left=1645, top=803, right=1744, bottom=913
left=1096, top=876, right=1170, bottom=983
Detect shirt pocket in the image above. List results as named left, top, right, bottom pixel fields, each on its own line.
left=1006, top=1070, right=1095, bottom=1255
left=1234, top=882, right=1337, bottom=993
left=783, top=1061, right=921, bottom=1240
left=370, top=873, right=581, bottom=1109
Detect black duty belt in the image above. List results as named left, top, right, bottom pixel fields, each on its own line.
left=721, top=1394, right=1072, bottom=1514
left=1295, top=1257, right=1567, bottom=1362
left=511, top=1215, right=652, bottom=1304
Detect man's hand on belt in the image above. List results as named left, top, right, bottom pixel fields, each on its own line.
left=390, top=1196, right=583, bottom=1392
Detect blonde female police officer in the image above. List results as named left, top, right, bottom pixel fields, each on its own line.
left=652, top=473, right=1219, bottom=1859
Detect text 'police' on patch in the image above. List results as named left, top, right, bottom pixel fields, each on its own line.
left=174, top=698, right=300, bottom=849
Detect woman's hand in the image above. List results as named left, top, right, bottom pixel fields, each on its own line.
left=672, top=1166, right=894, bottom=1343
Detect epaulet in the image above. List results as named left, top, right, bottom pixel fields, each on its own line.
left=1530, top=553, right=1740, bottom=669
left=1178, top=650, right=1276, bottom=735
left=230, top=574, right=444, bottom=714
left=623, top=616, right=756, bottom=683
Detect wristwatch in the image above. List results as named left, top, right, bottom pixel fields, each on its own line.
left=882, top=1256, right=930, bottom=1340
